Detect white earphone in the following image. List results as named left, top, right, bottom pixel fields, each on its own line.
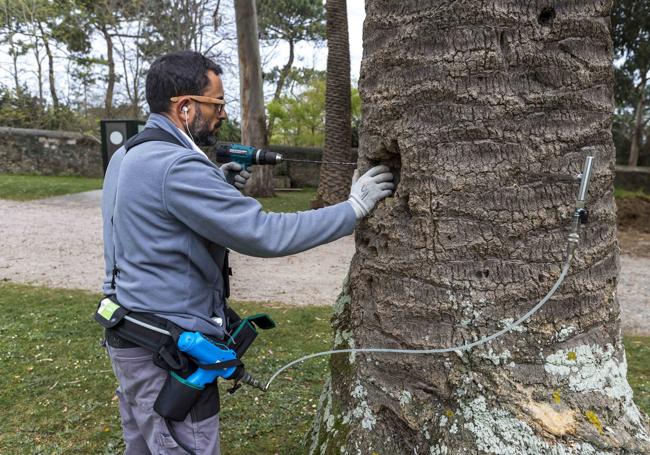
left=181, top=105, right=194, bottom=143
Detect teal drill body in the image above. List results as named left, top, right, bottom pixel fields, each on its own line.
left=215, top=143, right=282, bottom=167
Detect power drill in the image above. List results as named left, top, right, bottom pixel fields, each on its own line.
left=215, top=143, right=283, bottom=166
left=176, top=331, right=266, bottom=391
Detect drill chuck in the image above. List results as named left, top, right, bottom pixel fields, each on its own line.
left=254, top=149, right=283, bottom=165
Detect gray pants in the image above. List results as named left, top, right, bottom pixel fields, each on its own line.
left=107, top=345, right=221, bottom=454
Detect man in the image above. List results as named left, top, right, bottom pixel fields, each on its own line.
left=101, top=50, right=393, bottom=454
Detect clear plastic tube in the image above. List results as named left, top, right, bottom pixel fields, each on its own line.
left=264, top=251, right=574, bottom=390
left=262, top=157, right=595, bottom=391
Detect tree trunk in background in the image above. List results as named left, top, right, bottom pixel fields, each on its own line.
left=11, top=43, right=20, bottom=93
left=102, top=26, right=115, bottom=118
left=38, top=21, right=59, bottom=109
left=628, top=84, right=645, bottom=167
left=33, top=37, right=44, bottom=102
left=313, top=0, right=353, bottom=207
left=309, top=1, right=650, bottom=453
left=234, top=0, right=274, bottom=197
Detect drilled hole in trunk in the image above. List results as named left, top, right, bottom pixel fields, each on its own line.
left=369, top=150, right=401, bottom=195
left=538, top=7, right=555, bottom=26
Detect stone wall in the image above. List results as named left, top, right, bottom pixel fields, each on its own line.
left=0, top=127, right=361, bottom=187
left=3, top=126, right=648, bottom=194
left=614, top=165, right=650, bottom=193
left=0, top=126, right=103, bottom=177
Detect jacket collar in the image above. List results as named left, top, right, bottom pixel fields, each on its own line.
left=144, top=113, right=194, bottom=150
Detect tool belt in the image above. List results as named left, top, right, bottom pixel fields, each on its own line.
left=96, top=296, right=224, bottom=421
left=95, top=296, right=274, bottom=422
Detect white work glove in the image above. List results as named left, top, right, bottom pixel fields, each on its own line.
left=220, top=162, right=252, bottom=190
left=348, top=165, right=394, bottom=219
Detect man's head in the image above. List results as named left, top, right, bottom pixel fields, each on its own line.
left=146, top=51, right=227, bottom=146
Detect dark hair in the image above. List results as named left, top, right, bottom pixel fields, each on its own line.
left=145, top=51, right=223, bottom=113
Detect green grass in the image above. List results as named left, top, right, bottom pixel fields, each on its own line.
left=626, top=336, right=650, bottom=415
left=257, top=188, right=316, bottom=212
left=0, top=174, right=104, bottom=201
left=614, top=187, right=650, bottom=200
left=0, top=282, right=649, bottom=454
left=0, top=282, right=332, bottom=454
left=0, top=173, right=316, bottom=211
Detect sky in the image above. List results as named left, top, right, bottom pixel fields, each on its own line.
left=279, top=0, right=365, bottom=79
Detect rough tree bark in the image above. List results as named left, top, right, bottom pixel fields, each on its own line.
left=314, top=0, right=354, bottom=207
left=309, top=1, right=650, bottom=454
left=234, top=0, right=274, bottom=197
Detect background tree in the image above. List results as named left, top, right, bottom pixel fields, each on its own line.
left=310, top=1, right=650, bottom=453
left=139, top=0, right=229, bottom=61
left=115, top=3, right=147, bottom=118
left=74, top=0, right=125, bottom=117
left=256, top=0, right=325, bottom=138
left=267, top=74, right=325, bottom=146
left=2, top=0, right=82, bottom=111
left=313, top=0, right=353, bottom=208
left=612, top=0, right=650, bottom=166
left=235, top=0, right=273, bottom=197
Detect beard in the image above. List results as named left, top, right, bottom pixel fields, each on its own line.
left=188, top=108, right=221, bottom=147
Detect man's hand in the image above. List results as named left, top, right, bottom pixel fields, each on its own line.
left=220, top=162, right=252, bottom=190
left=348, top=165, right=394, bottom=219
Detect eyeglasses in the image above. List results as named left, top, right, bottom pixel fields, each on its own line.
left=170, top=95, right=226, bottom=114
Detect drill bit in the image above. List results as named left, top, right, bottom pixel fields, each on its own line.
left=282, top=158, right=357, bottom=166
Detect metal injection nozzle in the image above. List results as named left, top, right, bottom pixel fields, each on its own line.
left=567, top=155, right=594, bottom=257
left=241, top=371, right=268, bottom=392
left=577, top=156, right=594, bottom=204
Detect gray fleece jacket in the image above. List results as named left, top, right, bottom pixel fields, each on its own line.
left=102, top=113, right=356, bottom=336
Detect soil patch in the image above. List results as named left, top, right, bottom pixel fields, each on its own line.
left=617, top=196, right=650, bottom=257
left=617, top=196, right=650, bottom=233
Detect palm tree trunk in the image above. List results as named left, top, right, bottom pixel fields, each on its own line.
left=309, top=1, right=650, bottom=453
left=313, top=0, right=353, bottom=207
left=234, top=0, right=274, bottom=197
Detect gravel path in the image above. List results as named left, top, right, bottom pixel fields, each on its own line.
left=0, top=191, right=647, bottom=335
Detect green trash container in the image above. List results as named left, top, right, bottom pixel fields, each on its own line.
left=100, top=119, right=146, bottom=175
